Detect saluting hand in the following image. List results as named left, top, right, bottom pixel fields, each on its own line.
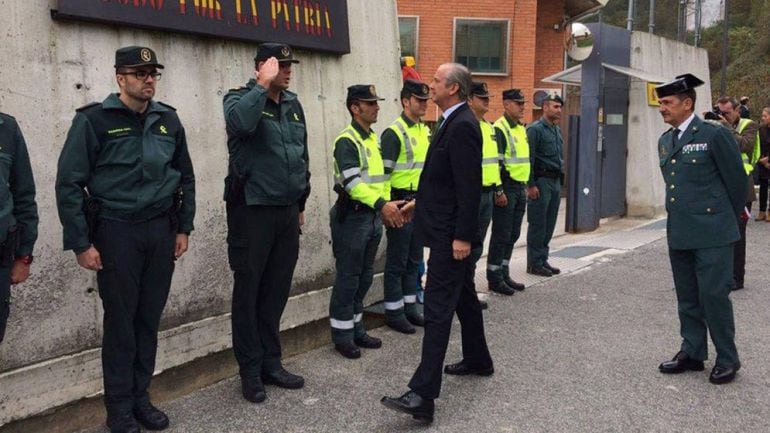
left=256, top=57, right=280, bottom=88
left=381, top=200, right=406, bottom=228
left=77, top=246, right=103, bottom=271
left=452, top=240, right=471, bottom=261
left=175, top=234, right=189, bottom=259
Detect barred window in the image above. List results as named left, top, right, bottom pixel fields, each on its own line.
left=454, top=19, right=509, bottom=74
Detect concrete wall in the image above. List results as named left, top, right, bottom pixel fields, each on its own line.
left=626, top=32, right=712, bottom=217
left=0, top=0, right=402, bottom=424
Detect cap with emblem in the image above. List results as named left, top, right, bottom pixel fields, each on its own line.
left=654, top=73, right=704, bottom=98
left=402, top=79, right=430, bottom=100
left=471, top=81, right=491, bottom=98
left=255, top=42, right=300, bottom=64
left=115, top=46, right=164, bottom=69
left=502, top=88, right=526, bottom=102
left=346, top=84, right=385, bottom=103
left=542, top=92, right=564, bottom=105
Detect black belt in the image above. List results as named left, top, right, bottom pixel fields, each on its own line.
left=481, top=185, right=497, bottom=193
left=534, top=170, right=562, bottom=179
left=391, top=188, right=417, bottom=201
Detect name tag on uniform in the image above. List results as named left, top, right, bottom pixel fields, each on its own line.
left=682, top=143, right=708, bottom=154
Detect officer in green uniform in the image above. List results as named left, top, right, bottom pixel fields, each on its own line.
left=468, top=82, right=502, bottom=308
left=526, top=94, right=564, bottom=277
left=0, top=112, right=38, bottom=344
left=223, top=42, right=310, bottom=404
left=56, top=46, right=195, bottom=433
left=486, top=89, right=529, bottom=295
left=654, top=74, right=746, bottom=385
left=330, top=85, right=406, bottom=359
left=380, top=79, right=430, bottom=334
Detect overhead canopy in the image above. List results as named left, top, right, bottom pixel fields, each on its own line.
left=541, top=63, right=668, bottom=87
left=564, top=0, right=610, bottom=22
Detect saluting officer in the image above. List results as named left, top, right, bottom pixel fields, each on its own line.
left=56, top=46, right=195, bottom=433
left=380, top=79, right=430, bottom=334
left=468, top=82, right=502, bottom=308
left=486, top=89, right=530, bottom=295
left=223, top=42, right=310, bottom=404
left=526, top=94, right=564, bottom=277
left=330, top=85, right=405, bottom=359
left=654, top=74, right=746, bottom=385
left=0, top=112, right=38, bottom=344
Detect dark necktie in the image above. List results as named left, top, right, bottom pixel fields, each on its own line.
left=672, top=128, right=680, bottom=147
left=436, top=115, right=445, bottom=130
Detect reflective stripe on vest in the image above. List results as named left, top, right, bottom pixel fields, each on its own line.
left=494, top=116, right=531, bottom=182
left=480, top=121, right=501, bottom=187
left=387, top=117, right=430, bottom=190
left=333, top=127, right=387, bottom=200
left=737, top=118, right=760, bottom=175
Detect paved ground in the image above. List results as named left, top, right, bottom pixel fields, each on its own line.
left=84, top=215, right=770, bottom=433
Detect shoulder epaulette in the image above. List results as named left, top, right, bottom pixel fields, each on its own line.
left=76, top=102, right=101, bottom=112
left=157, top=101, right=177, bottom=111
left=228, top=86, right=248, bottom=92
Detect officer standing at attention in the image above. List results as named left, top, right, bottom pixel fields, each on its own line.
left=526, top=94, right=564, bottom=277
left=486, top=89, right=530, bottom=295
left=56, top=46, right=195, bottom=433
left=223, top=42, right=310, bottom=403
left=0, top=112, right=38, bottom=344
left=330, top=84, right=405, bottom=359
left=380, top=79, right=430, bottom=334
left=655, top=74, right=746, bottom=385
left=468, top=82, right=502, bottom=308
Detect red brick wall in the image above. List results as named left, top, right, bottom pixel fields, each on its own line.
left=396, top=0, right=566, bottom=123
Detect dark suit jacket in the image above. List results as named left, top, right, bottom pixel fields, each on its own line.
left=415, top=103, right=482, bottom=248
left=658, top=115, right=746, bottom=250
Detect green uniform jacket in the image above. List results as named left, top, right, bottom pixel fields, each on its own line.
left=223, top=80, right=310, bottom=211
left=56, top=94, right=196, bottom=252
left=658, top=115, right=746, bottom=250
left=0, top=113, right=38, bottom=256
left=526, top=118, right=563, bottom=186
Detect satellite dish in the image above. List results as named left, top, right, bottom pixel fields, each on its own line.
left=567, top=22, right=593, bottom=61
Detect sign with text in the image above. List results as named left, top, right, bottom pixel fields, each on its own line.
left=52, top=0, right=350, bottom=55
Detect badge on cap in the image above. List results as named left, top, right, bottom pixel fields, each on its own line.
left=140, top=48, right=152, bottom=62
left=369, top=85, right=377, bottom=97
left=422, top=84, right=429, bottom=94
left=482, top=83, right=488, bottom=93
left=281, top=46, right=290, bottom=57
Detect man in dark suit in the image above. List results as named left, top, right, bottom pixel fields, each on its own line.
left=655, top=74, right=746, bottom=385
left=381, top=63, right=493, bottom=423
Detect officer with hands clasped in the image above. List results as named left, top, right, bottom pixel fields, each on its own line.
left=56, top=46, right=195, bottom=433
left=0, top=111, right=39, bottom=345
left=329, top=84, right=407, bottom=359
left=223, top=42, right=310, bottom=404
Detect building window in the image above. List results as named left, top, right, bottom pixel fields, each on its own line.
left=398, top=16, right=419, bottom=59
left=454, top=18, right=509, bottom=74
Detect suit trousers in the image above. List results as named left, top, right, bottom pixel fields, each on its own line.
left=527, top=177, right=561, bottom=267
left=487, top=180, right=526, bottom=283
left=329, top=206, right=382, bottom=343
left=669, top=245, right=739, bottom=367
left=95, top=215, right=176, bottom=412
left=383, top=220, right=423, bottom=321
left=228, top=204, right=299, bottom=380
left=733, top=202, right=751, bottom=287
left=470, top=192, right=494, bottom=268
left=408, top=243, right=493, bottom=399
left=0, top=266, right=10, bottom=344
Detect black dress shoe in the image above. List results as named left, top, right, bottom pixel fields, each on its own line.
left=709, top=364, right=740, bottom=384
left=658, top=351, right=705, bottom=374
left=335, top=341, right=361, bottom=359
left=354, top=333, right=382, bottom=349
left=488, top=280, right=515, bottom=296
left=262, top=367, right=305, bottom=389
left=106, top=410, right=141, bottom=433
left=241, top=376, right=267, bottom=403
left=381, top=390, right=434, bottom=423
left=444, top=360, right=494, bottom=376
left=386, top=319, right=416, bottom=334
left=527, top=265, right=553, bottom=277
left=504, top=276, right=526, bottom=291
left=543, top=262, right=561, bottom=274
left=406, top=313, right=425, bottom=327
left=133, top=401, right=169, bottom=431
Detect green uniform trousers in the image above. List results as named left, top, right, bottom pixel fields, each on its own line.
left=470, top=191, right=494, bottom=274
left=0, top=265, right=9, bottom=343
left=527, top=177, right=561, bottom=267
left=486, top=180, right=526, bottom=283
left=669, top=245, right=739, bottom=367
left=383, top=220, right=423, bottom=321
left=329, top=205, right=382, bottom=344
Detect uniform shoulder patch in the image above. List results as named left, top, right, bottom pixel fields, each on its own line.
left=76, top=102, right=101, bottom=112
left=157, top=101, right=177, bottom=111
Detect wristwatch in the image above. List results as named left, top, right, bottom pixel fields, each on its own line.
left=15, top=255, right=33, bottom=265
